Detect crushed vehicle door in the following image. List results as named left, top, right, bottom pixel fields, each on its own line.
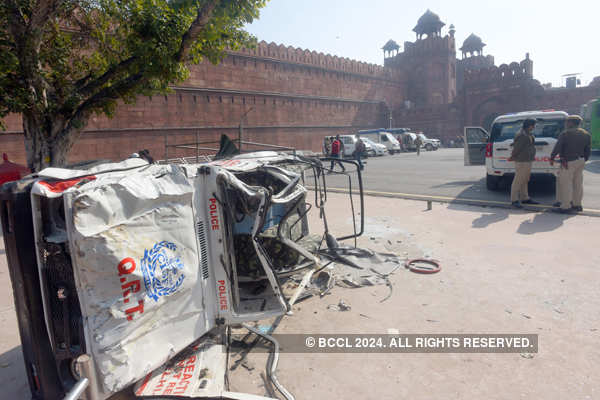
left=463, top=126, right=489, bottom=165
left=30, top=162, right=213, bottom=399
left=197, top=153, right=317, bottom=325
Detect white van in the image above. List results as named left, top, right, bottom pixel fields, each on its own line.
left=464, top=110, right=567, bottom=190
left=400, top=132, right=418, bottom=151
left=358, top=130, right=402, bottom=154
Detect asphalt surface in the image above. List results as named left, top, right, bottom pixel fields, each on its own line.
left=320, top=148, right=600, bottom=211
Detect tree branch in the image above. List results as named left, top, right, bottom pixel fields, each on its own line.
left=66, top=72, right=145, bottom=133
left=75, top=56, right=138, bottom=95
left=175, top=0, right=222, bottom=62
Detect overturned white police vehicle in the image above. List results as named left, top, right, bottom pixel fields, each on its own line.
left=0, top=150, right=364, bottom=400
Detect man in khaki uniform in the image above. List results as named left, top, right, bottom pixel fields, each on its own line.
left=508, top=118, right=539, bottom=208
left=414, top=136, right=423, bottom=156
left=550, top=115, right=591, bottom=213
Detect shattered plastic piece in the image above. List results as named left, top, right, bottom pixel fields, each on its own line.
left=327, top=300, right=351, bottom=312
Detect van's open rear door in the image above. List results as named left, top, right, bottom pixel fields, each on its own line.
left=463, top=127, right=489, bottom=165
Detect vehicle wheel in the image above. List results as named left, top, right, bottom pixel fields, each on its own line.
left=426, top=144, right=433, bottom=151
left=486, top=174, right=501, bottom=191
left=433, top=146, right=438, bottom=151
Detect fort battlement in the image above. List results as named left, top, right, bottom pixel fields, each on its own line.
left=463, top=61, right=533, bottom=85
left=402, top=35, right=455, bottom=56
left=231, top=40, right=399, bottom=80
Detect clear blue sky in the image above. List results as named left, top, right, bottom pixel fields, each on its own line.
left=246, top=0, right=599, bottom=87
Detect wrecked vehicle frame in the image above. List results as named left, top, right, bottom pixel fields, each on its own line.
left=0, top=151, right=364, bottom=400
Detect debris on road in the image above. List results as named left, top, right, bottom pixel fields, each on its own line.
left=0, top=145, right=443, bottom=400
left=327, top=299, right=352, bottom=312
left=405, top=258, right=442, bottom=274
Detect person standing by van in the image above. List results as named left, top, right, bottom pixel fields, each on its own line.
left=354, top=134, right=366, bottom=170
left=508, top=119, right=539, bottom=208
left=550, top=115, right=591, bottom=213
left=414, top=135, right=423, bottom=155
left=323, top=137, right=331, bottom=156
left=329, top=135, right=345, bottom=173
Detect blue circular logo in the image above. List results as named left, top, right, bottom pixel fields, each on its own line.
left=141, top=241, right=186, bottom=302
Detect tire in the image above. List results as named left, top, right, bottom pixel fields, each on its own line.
left=426, top=144, right=433, bottom=151
left=433, top=146, right=438, bottom=151
left=486, top=174, right=501, bottom=191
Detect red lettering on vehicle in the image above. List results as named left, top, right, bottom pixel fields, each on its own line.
left=117, top=257, right=144, bottom=321
left=218, top=280, right=228, bottom=310
left=209, top=198, right=220, bottom=231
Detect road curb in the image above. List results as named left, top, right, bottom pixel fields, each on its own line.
left=319, top=187, right=600, bottom=217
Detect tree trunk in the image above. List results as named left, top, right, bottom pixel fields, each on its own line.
left=23, top=112, right=76, bottom=172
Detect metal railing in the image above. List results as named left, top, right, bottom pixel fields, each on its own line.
left=162, top=131, right=297, bottom=164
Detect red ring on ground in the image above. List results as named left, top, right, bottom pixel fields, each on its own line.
left=405, top=259, right=441, bottom=274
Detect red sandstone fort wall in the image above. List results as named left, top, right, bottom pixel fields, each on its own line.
left=1, top=41, right=398, bottom=165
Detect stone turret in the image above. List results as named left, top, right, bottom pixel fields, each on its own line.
left=460, top=33, right=485, bottom=58
left=413, top=10, right=445, bottom=39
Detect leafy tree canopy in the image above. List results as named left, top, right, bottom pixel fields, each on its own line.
left=0, top=0, right=267, bottom=170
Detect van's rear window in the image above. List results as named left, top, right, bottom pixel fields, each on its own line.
left=491, top=119, right=565, bottom=142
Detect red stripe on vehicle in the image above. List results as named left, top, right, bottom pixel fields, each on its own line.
left=37, top=176, right=96, bottom=192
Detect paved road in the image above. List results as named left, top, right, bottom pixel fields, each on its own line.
left=321, top=148, right=600, bottom=210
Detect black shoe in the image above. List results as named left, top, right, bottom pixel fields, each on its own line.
left=553, top=202, right=561, bottom=207
left=552, top=207, right=571, bottom=214
left=512, top=201, right=523, bottom=209
left=571, top=205, right=583, bottom=212
left=522, top=199, right=539, bottom=205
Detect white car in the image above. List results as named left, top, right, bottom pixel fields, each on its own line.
left=464, top=110, right=566, bottom=190
left=358, top=130, right=402, bottom=154
left=417, top=133, right=440, bottom=151
left=362, top=137, right=387, bottom=156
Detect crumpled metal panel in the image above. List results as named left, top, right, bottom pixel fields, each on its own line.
left=34, top=164, right=212, bottom=396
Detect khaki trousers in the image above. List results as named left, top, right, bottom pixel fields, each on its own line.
left=558, top=158, right=585, bottom=209
left=511, top=162, right=531, bottom=202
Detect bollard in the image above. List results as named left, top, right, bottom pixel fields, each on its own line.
left=427, top=200, right=432, bottom=211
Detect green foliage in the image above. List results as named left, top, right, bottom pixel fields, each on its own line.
left=0, top=0, right=266, bottom=129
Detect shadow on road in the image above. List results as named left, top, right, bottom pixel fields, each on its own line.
left=517, top=211, right=575, bottom=235
left=431, top=180, right=481, bottom=189
left=471, top=210, right=510, bottom=228
left=0, top=345, right=29, bottom=398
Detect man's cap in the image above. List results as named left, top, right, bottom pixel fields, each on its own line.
left=566, top=115, right=583, bottom=122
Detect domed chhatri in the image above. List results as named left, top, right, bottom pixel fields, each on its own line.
left=413, top=9, right=445, bottom=39
left=460, top=33, right=486, bottom=57
left=382, top=39, right=400, bottom=58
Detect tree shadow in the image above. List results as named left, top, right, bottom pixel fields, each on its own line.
left=0, top=346, right=29, bottom=398
left=472, top=210, right=510, bottom=228
left=517, top=211, right=575, bottom=235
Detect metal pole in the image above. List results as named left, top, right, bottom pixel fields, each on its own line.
left=164, top=131, right=168, bottom=161
left=238, top=122, right=243, bottom=153
left=196, top=130, right=200, bottom=163
left=63, top=378, right=89, bottom=400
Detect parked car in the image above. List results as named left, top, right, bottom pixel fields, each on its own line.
left=358, top=130, right=402, bottom=154
left=417, top=133, right=441, bottom=151
left=463, top=110, right=567, bottom=190
left=362, top=137, right=387, bottom=156
left=324, top=135, right=371, bottom=158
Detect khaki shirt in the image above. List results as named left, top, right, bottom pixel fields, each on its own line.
left=511, top=129, right=536, bottom=162
left=550, top=128, right=591, bottom=162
